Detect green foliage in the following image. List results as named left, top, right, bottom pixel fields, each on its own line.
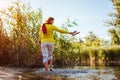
left=84, top=31, right=101, bottom=46
left=107, top=0, right=120, bottom=45
left=54, top=44, right=120, bottom=67
left=109, top=29, right=120, bottom=44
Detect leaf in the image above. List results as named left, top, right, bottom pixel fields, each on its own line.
left=67, top=24, right=72, bottom=27
left=72, top=21, right=78, bottom=26
left=67, top=18, right=70, bottom=23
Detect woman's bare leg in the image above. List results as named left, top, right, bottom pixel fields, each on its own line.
left=48, top=59, right=53, bottom=71
left=44, top=62, right=48, bottom=71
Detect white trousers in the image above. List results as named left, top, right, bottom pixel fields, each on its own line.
left=41, top=42, right=54, bottom=63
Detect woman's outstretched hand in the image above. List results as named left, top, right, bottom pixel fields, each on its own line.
left=70, top=31, right=80, bottom=36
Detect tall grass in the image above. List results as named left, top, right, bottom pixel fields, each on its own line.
left=0, top=1, right=42, bottom=67
left=54, top=39, right=120, bottom=67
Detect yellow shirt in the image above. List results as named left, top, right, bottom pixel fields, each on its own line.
left=40, top=24, right=70, bottom=42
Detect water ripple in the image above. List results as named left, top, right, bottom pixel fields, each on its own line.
left=35, top=68, right=117, bottom=80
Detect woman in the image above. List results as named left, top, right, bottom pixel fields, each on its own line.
left=40, top=17, right=79, bottom=71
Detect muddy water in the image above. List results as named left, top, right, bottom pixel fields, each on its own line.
left=0, top=66, right=119, bottom=80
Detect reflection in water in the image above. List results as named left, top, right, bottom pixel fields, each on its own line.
left=0, top=66, right=119, bottom=80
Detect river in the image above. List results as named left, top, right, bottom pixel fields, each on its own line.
left=0, top=66, right=119, bottom=80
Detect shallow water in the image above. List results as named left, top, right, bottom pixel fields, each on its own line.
left=0, top=66, right=119, bottom=80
